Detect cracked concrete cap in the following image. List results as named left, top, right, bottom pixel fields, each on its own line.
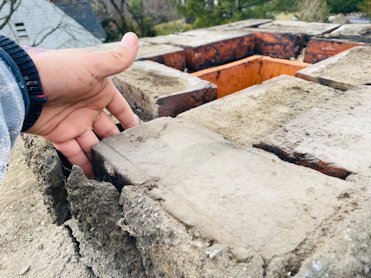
left=93, top=117, right=353, bottom=260
left=256, top=86, right=371, bottom=178
left=179, top=75, right=340, bottom=147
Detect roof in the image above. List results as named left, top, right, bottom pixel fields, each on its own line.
left=55, top=0, right=106, bottom=41
left=0, top=0, right=102, bottom=49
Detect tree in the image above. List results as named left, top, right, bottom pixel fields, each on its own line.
left=359, top=0, right=371, bottom=19
left=0, top=0, right=21, bottom=29
left=297, top=0, right=329, bottom=22
left=92, top=0, right=156, bottom=41
left=326, top=0, right=363, bottom=14
left=173, top=0, right=298, bottom=28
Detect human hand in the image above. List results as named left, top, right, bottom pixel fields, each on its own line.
left=27, top=32, right=139, bottom=177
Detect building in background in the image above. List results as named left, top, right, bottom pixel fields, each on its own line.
left=0, top=0, right=105, bottom=49
left=52, top=0, right=106, bottom=41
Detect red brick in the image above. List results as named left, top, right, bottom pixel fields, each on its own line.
left=113, top=61, right=216, bottom=120
left=304, top=38, right=366, bottom=64
left=137, top=44, right=186, bottom=71
left=142, top=30, right=255, bottom=71
left=251, top=30, right=304, bottom=59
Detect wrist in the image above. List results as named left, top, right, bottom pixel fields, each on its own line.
left=0, top=36, right=47, bottom=132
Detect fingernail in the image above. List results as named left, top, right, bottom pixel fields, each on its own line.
left=121, top=32, right=138, bottom=49
left=135, top=114, right=140, bottom=125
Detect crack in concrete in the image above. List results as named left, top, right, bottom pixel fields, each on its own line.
left=64, top=225, right=98, bottom=278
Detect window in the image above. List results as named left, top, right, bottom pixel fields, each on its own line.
left=13, top=22, right=29, bottom=44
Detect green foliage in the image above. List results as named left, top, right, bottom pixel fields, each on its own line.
left=297, top=0, right=329, bottom=22
left=326, top=0, right=363, bottom=13
left=93, top=0, right=156, bottom=42
left=359, top=0, right=371, bottom=19
left=127, top=0, right=156, bottom=37
left=172, top=0, right=300, bottom=28
left=154, top=20, right=192, bottom=36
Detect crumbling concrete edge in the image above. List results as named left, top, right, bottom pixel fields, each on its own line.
left=120, top=180, right=265, bottom=277
left=22, top=134, right=70, bottom=225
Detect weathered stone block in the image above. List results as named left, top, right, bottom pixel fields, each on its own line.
left=255, top=86, right=371, bottom=179
left=112, top=61, right=217, bottom=121
left=179, top=75, right=340, bottom=147
left=142, top=29, right=255, bottom=71
left=304, top=38, right=366, bottom=64
left=66, top=168, right=145, bottom=277
left=330, top=23, right=371, bottom=37
left=23, top=135, right=70, bottom=225
left=250, top=29, right=304, bottom=59
left=207, top=19, right=272, bottom=31
left=248, top=20, right=339, bottom=59
left=295, top=193, right=371, bottom=277
left=137, top=43, right=186, bottom=71
left=92, top=117, right=352, bottom=270
left=258, top=20, right=339, bottom=36
left=297, top=46, right=371, bottom=90
left=304, top=24, right=371, bottom=64
left=95, top=41, right=186, bottom=70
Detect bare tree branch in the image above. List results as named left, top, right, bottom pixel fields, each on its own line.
left=31, top=19, right=64, bottom=46
left=0, top=0, right=21, bottom=29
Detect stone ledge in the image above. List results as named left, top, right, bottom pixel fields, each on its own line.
left=297, top=46, right=371, bottom=90
left=141, top=29, right=255, bottom=71
left=179, top=75, right=340, bottom=147
left=258, top=20, right=340, bottom=36
left=304, top=38, right=366, bottom=64
left=94, top=41, right=186, bottom=70
left=304, top=24, right=371, bottom=63
left=255, top=86, right=371, bottom=179
left=92, top=118, right=353, bottom=264
left=112, top=60, right=217, bottom=121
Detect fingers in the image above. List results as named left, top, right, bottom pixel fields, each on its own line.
left=93, top=32, right=139, bottom=78
left=54, top=121, right=119, bottom=178
left=76, top=129, right=100, bottom=159
left=93, top=111, right=120, bottom=139
left=53, top=139, right=94, bottom=177
left=105, top=82, right=139, bottom=129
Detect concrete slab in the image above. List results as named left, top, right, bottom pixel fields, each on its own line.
left=179, top=75, right=340, bottom=147
left=255, top=86, right=371, bottom=179
left=208, top=19, right=272, bottom=31
left=296, top=193, right=371, bottom=277
left=142, top=29, right=255, bottom=71
left=95, top=41, right=186, bottom=71
left=112, top=61, right=217, bottom=121
left=330, top=23, right=371, bottom=37
left=297, top=46, right=371, bottom=90
left=258, top=20, right=340, bottom=36
left=92, top=117, right=352, bottom=262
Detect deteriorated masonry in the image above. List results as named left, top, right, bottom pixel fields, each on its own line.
left=24, top=19, right=371, bottom=277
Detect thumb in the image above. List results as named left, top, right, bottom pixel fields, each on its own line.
left=94, top=32, right=139, bottom=77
